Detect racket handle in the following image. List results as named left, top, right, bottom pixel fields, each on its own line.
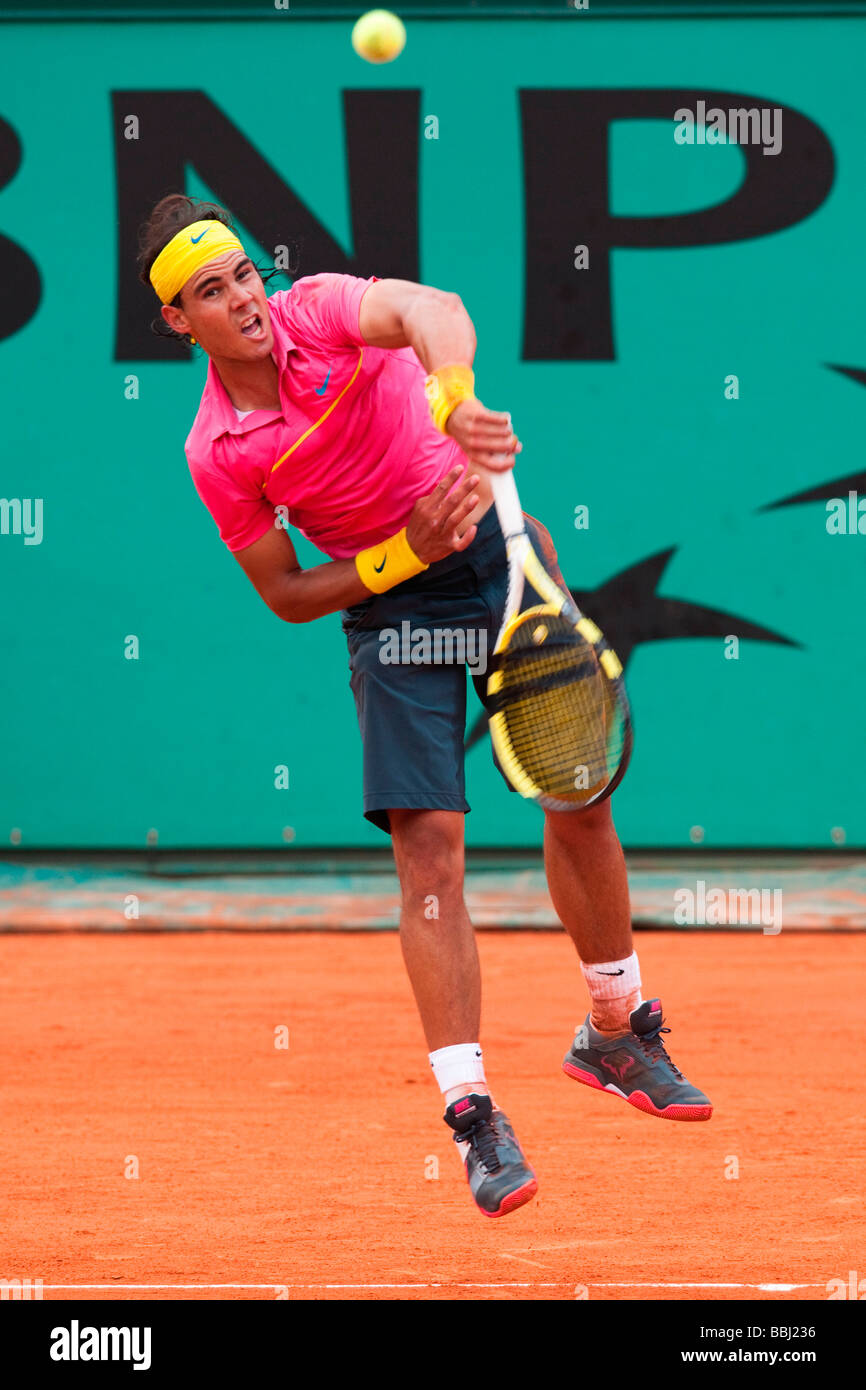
left=490, top=468, right=526, bottom=541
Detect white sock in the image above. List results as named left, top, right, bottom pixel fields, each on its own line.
left=429, top=1042, right=486, bottom=1095
left=580, top=951, right=642, bottom=1034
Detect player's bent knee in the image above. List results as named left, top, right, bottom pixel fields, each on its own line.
left=390, top=809, right=465, bottom=901
left=390, top=807, right=464, bottom=852
left=544, top=799, right=613, bottom=839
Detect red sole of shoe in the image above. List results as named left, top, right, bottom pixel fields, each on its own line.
left=562, top=1061, right=713, bottom=1122
left=483, top=1177, right=539, bottom=1218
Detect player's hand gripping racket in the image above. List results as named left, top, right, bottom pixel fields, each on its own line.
left=486, top=469, right=632, bottom=810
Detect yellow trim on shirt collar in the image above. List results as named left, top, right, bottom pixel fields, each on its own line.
left=268, top=349, right=365, bottom=478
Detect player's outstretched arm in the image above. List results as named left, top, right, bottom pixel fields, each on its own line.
left=233, top=465, right=479, bottom=623
left=359, top=277, right=475, bottom=359
left=359, top=278, right=520, bottom=473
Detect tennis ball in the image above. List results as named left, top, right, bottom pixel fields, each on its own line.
left=351, top=9, right=407, bottom=64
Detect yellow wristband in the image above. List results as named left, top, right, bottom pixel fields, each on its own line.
left=424, top=364, right=476, bottom=434
left=355, top=526, right=429, bottom=594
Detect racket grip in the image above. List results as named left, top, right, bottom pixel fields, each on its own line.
left=490, top=468, right=526, bottom=540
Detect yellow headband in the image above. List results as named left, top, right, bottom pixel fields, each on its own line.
left=149, top=219, right=246, bottom=304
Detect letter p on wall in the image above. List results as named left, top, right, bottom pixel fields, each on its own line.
left=521, top=88, right=833, bottom=360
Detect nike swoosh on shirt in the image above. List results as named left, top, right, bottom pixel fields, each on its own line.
left=190, top=229, right=209, bottom=244
left=314, top=368, right=332, bottom=396
left=373, top=554, right=387, bottom=574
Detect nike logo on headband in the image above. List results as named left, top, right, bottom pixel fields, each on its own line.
left=190, top=229, right=209, bottom=244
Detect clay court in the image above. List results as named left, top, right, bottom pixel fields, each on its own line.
left=2, top=927, right=861, bottom=1302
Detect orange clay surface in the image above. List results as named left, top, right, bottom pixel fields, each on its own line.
left=1, top=930, right=862, bottom=1302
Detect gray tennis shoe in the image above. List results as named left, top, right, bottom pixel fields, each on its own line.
left=444, top=1093, right=538, bottom=1217
left=563, top=999, right=712, bottom=1121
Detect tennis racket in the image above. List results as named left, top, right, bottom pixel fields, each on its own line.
left=486, top=469, right=632, bottom=811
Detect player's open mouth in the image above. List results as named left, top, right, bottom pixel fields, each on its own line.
left=240, top=314, right=264, bottom=339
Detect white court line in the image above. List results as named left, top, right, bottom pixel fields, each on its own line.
left=38, top=1281, right=823, bottom=1291
left=593, top=1283, right=819, bottom=1291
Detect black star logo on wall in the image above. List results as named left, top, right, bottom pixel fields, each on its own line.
left=759, top=364, right=866, bottom=511
left=465, top=548, right=800, bottom=751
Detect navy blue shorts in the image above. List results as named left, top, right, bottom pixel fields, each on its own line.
left=340, top=505, right=567, bottom=834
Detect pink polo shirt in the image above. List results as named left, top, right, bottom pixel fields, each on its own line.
left=185, top=273, right=465, bottom=559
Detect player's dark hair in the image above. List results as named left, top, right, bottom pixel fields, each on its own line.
left=137, top=193, right=279, bottom=348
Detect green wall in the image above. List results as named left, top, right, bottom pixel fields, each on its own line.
left=1, top=12, right=864, bottom=848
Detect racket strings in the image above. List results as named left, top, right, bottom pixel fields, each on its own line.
left=493, top=615, right=627, bottom=806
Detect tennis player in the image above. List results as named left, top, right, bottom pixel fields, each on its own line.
left=140, top=196, right=712, bottom=1219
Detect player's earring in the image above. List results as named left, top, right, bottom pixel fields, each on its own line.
left=189, top=335, right=197, bottom=345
